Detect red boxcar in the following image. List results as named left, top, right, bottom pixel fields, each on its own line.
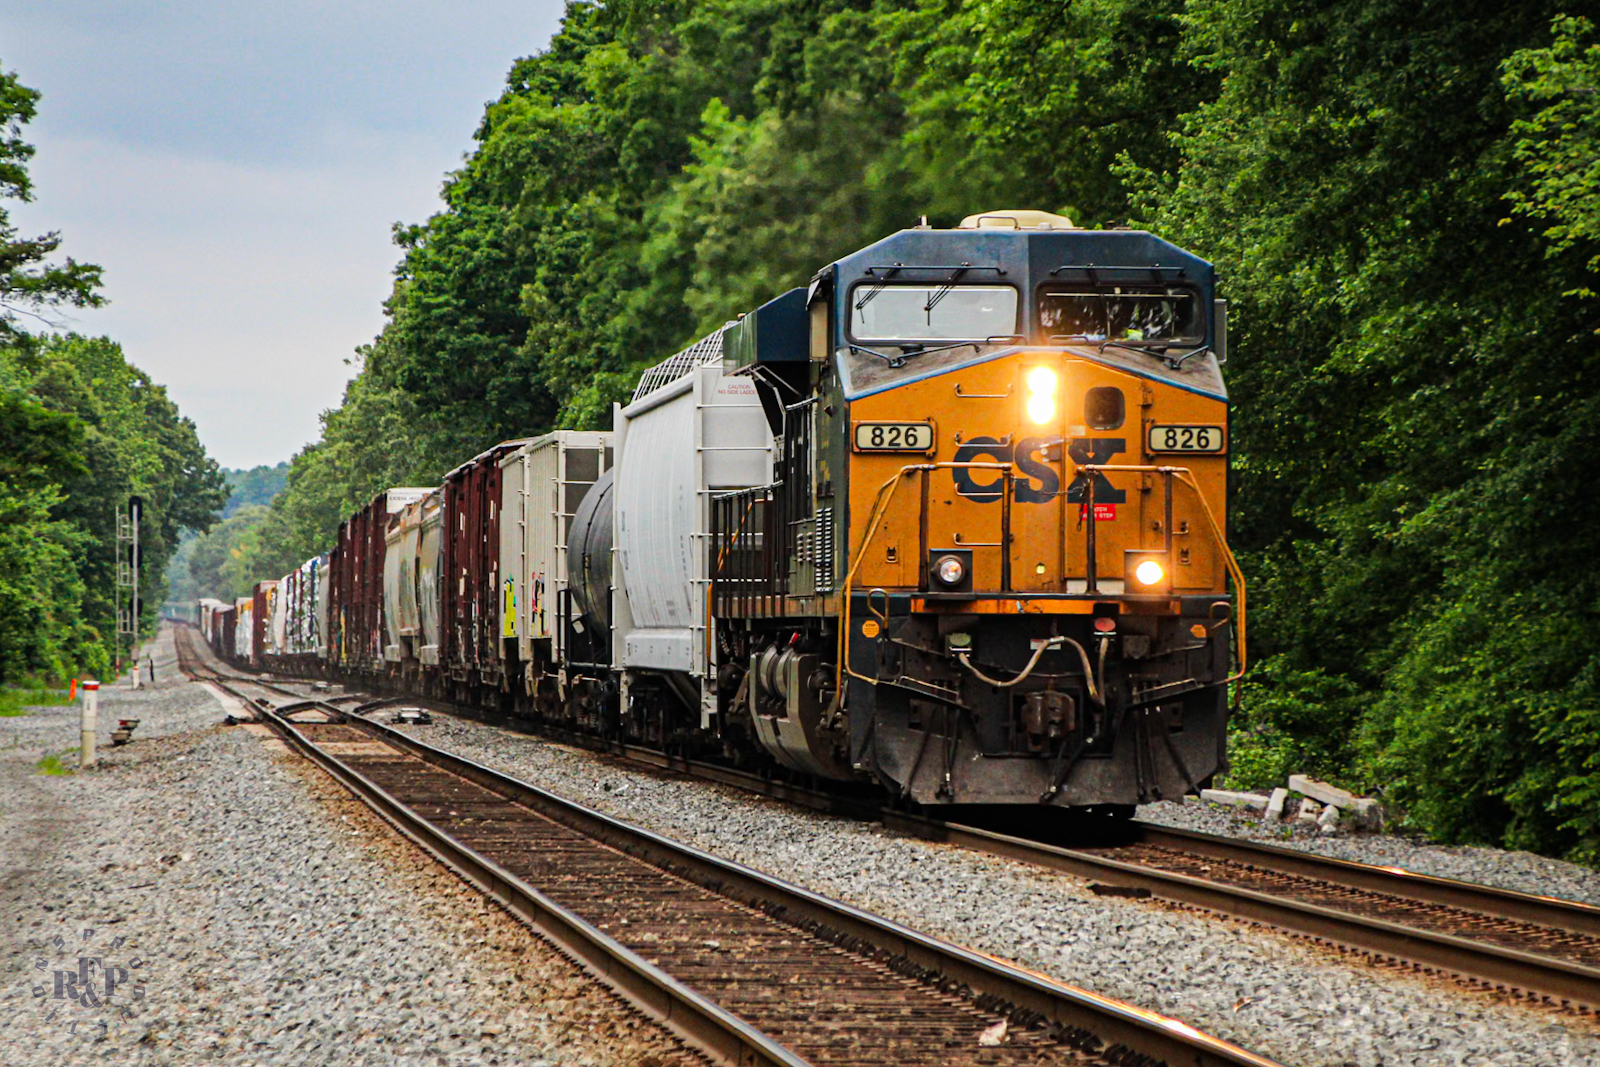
left=441, top=440, right=528, bottom=691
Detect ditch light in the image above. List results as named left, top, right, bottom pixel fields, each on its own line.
left=1125, top=550, right=1172, bottom=593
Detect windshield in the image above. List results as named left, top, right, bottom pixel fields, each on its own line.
left=851, top=284, right=1018, bottom=341
left=1038, top=285, right=1201, bottom=345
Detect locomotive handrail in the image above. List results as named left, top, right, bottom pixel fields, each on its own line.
left=836, top=462, right=1013, bottom=695
left=1077, top=462, right=1248, bottom=687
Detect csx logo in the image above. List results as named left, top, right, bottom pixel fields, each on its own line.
left=952, top=437, right=1126, bottom=504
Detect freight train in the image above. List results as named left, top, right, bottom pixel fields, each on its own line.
left=200, top=210, right=1245, bottom=809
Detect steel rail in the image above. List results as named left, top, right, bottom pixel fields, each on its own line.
left=260, top=698, right=810, bottom=1067
left=299, top=674, right=887, bottom=819
left=512, top=725, right=1600, bottom=948
left=288, top=702, right=1284, bottom=1067
left=391, top=683, right=1600, bottom=1009
left=378, top=693, right=1600, bottom=1014
left=890, top=815, right=1600, bottom=1013
left=170, top=641, right=799, bottom=1066
left=1128, top=822, right=1600, bottom=939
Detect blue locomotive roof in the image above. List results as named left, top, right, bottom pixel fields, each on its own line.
left=823, top=226, right=1214, bottom=291
left=815, top=225, right=1224, bottom=402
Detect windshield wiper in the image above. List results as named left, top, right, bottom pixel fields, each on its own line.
left=847, top=341, right=911, bottom=369
left=921, top=266, right=971, bottom=318
left=1098, top=339, right=1155, bottom=360
left=848, top=340, right=982, bottom=370
left=1098, top=339, right=1212, bottom=370
left=1166, top=343, right=1212, bottom=369
left=855, top=265, right=902, bottom=313
left=888, top=340, right=985, bottom=368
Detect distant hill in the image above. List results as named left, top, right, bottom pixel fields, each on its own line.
left=222, top=462, right=289, bottom=518
left=165, top=462, right=291, bottom=615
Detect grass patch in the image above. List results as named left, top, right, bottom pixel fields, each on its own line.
left=36, top=750, right=75, bottom=776
left=0, top=686, right=73, bottom=717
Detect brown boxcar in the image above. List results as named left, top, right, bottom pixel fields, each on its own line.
left=441, top=441, right=529, bottom=691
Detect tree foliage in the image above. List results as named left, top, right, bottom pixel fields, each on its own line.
left=0, top=67, right=226, bottom=681
left=0, top=337, right=228, bottom=677
left=222, top=462, right=290, bottom=518
left=1504, top=16, right=1600, bottom=292
left=0, top=66, right=103, bottom=340
left=0, top=386, right=89, bottom=681
left=1122, top=0, right=1600, bottom=859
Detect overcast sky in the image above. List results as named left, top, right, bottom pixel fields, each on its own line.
left=3, top=1, right=567, bottom=469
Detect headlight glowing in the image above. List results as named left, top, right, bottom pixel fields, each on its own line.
left=1134, top=559, right=1166, bottom=587
left=1025, top=366, right=1058, bottom=424
left=934, top=555, right=967, bottom=586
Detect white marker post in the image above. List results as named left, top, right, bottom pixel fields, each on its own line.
left=81, top=680, right=99, bottom=768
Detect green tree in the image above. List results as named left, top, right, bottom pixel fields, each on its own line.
left=0, top=389, right=91, bottom=679
left=188, top=504, right=278, bottom=602
left=1504, top=16, right=1600, bottom=294
left=222, top=462, right=290, bottom=517
left=4, top=336, right=228, bottom=668
left=0, top=67, right=103, bottom=339
left=1127, top=0, right=1600, bottom=859
left=879, top=0, right=1210, bottom=223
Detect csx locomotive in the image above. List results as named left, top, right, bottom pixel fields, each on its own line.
left=201, top=210, right=1244, bottom=809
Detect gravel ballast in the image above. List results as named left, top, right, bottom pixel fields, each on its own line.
left=383, top=710, right=1600, bottom=1067
left=0, top=628, right=694, bottom=1066
left=0, top=626, right=223, bottom=765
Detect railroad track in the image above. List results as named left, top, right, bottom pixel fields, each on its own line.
left=174, top=627, right=1281, bottom=1067
left=609, top=734, right=1600, bottom=1016
left=895, top=813, right=1600, bottom=1016
left=347, top=676, right=1600, bottom=1018
left=175, top=626, right=363, bottom=710
left=181, top=627, right=1600, bottom=1021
